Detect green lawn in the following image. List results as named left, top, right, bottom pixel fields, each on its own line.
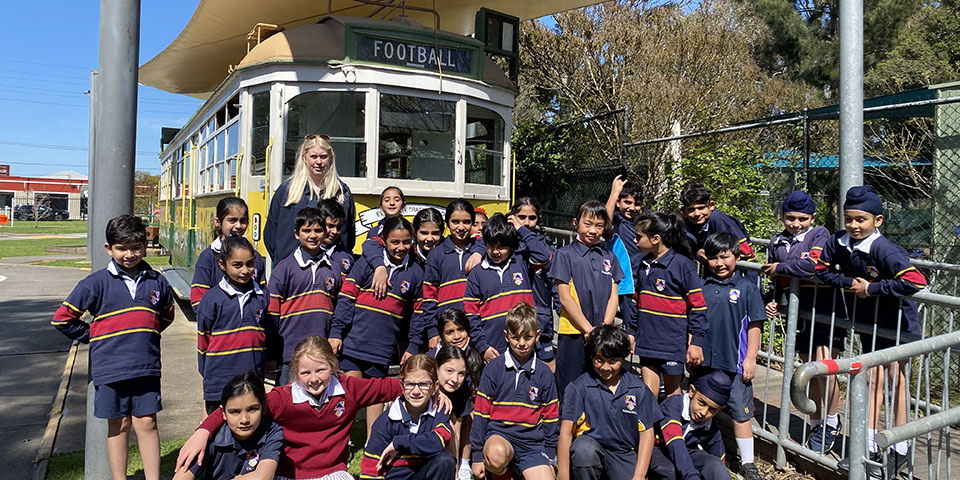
left=0, top=238, right=85, bottom=258
left=0, top=220, right=88, bottom=234
left=30, top=256, right=170, bottom=269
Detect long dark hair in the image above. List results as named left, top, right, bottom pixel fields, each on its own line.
left=445, top=199, right=476, bottom=225
left=435, top=344, right=483, bottom=388
left=633, top=211, right=694, bottom=259
left=217, top=236, right=256, bottom=264
left=219, top=371, right=269, bottom=413
left=214, top=197, right=248, bottom=238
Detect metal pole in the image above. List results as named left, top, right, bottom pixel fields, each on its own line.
left=87, top=1, right=141, bottom=478
left=838, top=0, right=864, bottom=217
left=802, top=107, right=810, bottom=190
left=777, top=277, right=802, bottom=467
left=86, top=70, right=97, bottom=261
left=848, top=372, right=869, bottom=480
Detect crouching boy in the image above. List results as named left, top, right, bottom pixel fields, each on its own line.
left=558, top=324, right=661, bottom=480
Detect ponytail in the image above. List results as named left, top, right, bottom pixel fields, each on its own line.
left=634, top=211, right=694, bottom=259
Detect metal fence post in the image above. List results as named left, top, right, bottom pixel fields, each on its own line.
left=838, top=0, right=864, bottom=215
left=848, top=370, right=869, bottom=480
left=777, top=276, right=802, bottom=466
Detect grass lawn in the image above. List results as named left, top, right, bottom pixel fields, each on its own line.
left=31, top=256, right=170, bottom=269
left=45, top=420, right=370, bottom=479
left=0, top=238, right=85, bottom=258
left=0, top=220, right=88, bottom=235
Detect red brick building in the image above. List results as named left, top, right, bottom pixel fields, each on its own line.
left=0, top=165, right=88, bottom=220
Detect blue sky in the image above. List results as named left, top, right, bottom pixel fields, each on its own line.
left=1, top=1, right=203, bottom=178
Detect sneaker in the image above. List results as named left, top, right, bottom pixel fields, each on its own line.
left=807, top=419, right=842, bottom=452
left=866, top=451, right=885, bottom=480
left=886, top=447, right=911, bottom=479
left=739, top=462, right=764, bottom=480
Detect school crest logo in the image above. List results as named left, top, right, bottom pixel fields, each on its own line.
left=253, top=308, right=262, bottom=323
left=342, top=258, right=352, bottom=271
left=729, top=288, right=741, bottom=304
left=513, top=272, right=524, bottom=285
left=800, top=251, right=810, bottom=259
left=325, top=276, right=335, bottom=291
left=245, top=451, right=259, bottom=469
left=334, top=400, right=345, bottom=417
left=529, top=386, right=539, bottom=402
left=401, top=280, right=410, bottom=294
left=655, top=278, right=666, bottom=292
left=602, top=259, right=612, bottom=273
left=149, top=290, right=160, bottom=305
left=625, top=395, right=637, bottom=411
left=866, top=266, right=880, bottom=278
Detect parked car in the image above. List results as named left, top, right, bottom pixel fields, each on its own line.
left=13, top=204, right=69, bottom=221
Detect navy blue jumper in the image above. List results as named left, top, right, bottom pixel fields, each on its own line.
left=263, top=178, right=356, bottom=264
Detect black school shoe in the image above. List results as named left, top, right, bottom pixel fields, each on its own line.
left=739, top=462, right=765, bottom=480
left=886, top=446, right=911, bottom=479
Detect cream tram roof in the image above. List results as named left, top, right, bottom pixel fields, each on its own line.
left=139, top=0, right=602, bottom=97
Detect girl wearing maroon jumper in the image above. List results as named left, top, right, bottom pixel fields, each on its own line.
left=176, top=336, right=452, bottom=480
left=420, top=200, right=485, bottom=350
left=190, top=197, right=266, bottom=309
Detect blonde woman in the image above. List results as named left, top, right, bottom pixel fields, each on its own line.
left=264, top=135, right=356, bottom=263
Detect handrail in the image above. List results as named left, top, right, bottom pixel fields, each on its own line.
left=791, top=330, right=960, bottom=415
left=750, top=236, right=960, bottom=273
left=263, top=136, right=273, bottom=200
left=876, top=407, right=960, bottom=450
left=234, top=146, right=243, bottom=197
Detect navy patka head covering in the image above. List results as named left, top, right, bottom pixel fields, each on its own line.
left=781, top=190, right=816, bottom=214
left=692, top=369, right=733, bottom=406
left=843, top=185, right=883, bottom=215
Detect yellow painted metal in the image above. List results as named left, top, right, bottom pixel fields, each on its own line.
left=234, top=146, right=244, bottom=197
left=264, top=136, right=273, bottom=200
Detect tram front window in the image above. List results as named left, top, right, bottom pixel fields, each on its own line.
left=285, top=91, right=366, bottom=177
left=379, top=94, right=455, bottom=182
left=465, top=105, right=505, bottom=186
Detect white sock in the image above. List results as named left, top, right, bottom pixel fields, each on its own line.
left=895, top=441, right=909, bottom=455
left=737, top=438, right=755, bottom=464
left=459, top=457, right=470, bottom=469
left=826, top=414, right=839, bottom=429
left=810, top=418, right=823, bottom=427
left=868, top=429, right=878, bottom=453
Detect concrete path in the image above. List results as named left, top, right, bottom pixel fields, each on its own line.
left=0, top=263, right=87, bottom=480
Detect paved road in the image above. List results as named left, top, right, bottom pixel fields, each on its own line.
left=0, top=263, right=87, bottom=480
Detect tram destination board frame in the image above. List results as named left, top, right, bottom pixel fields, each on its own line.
left=343, top=23, right=484, bottom=80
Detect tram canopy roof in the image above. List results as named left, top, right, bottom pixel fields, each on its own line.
left=139, top=0, right=603, bottom=97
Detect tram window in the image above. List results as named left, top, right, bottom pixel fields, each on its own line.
left=465, top=105, right=505, bottom=186
left=227, top=122, right=240, bottom=158
left=285, top=91, right=366, bottom=178
left=250, top=91, right=270, bottom=176
left=378, top=94, right=455, bottom=182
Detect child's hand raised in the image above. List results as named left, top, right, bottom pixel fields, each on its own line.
left=611, top=174, right=627, bottom=195
left=852, top=277, right=871, bottom=298
left=506, top=213, right=520, bottom=230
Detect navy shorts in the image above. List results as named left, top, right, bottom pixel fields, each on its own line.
left=537, top=337, right=556, bottom=362
left=512, top=447, right=553, bottom=472
left=94, top=376, right=162, bottom=419
left=340, top=355, right=389, bottom=378
left=727, top=374, right=756, bottom=422
left=638, top=356, right=685, bottom=376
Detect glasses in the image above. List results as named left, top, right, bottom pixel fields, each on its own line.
left=305, top=133, right=330, bottom=141
left=401, top=380, right=434, bottom=392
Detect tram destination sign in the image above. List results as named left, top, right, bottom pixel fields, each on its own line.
left=356, top=35, right=473, bottom=75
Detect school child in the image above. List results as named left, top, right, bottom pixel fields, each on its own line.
left=197, top=236, right=277, bottom=414
left=760, top=190, right=842, bottom=452
left=191, top=197, right=266, bottom=309
left=434, top=343, right=484, bottom=480
left=471, top=302, right=559, bottom=480
left=472, top=208, right=489, bottom=237
left=549, top=200, right=623, bottom=396
left=364, top=186, right=407, bottom=296
left=511, top=197, right=558, bottom=369
left=330, top=216, right=426, bottom=439
left=360, top=354, right=458, bottom=480
left=678, top=182, right=756, bottom=268
left=816, top=185, right=927, bottom=477
left=51, top=214, right=175, bottom=480
left=631, top=211, right=708, bottom=397
left=318, top=198, right=355, bottom=279
left=698, top=232, right=766, bottom=480
left=174, top=371, right=284, bottom=480
left=648, top=369, right=733, bottom=480
left=464, top=213, right=551, bottom=361
left=411, top=207, right=444, bottom=267
left=419, top=199, right=485, bottom=350
left=176, top=336, right=414, bottom=480
left=605, top=175, right=645, bottom=348
left=557, top=324, right=662, bottom=480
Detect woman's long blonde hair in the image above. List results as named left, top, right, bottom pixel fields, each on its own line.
left=284, top=135, right=344, bottom=206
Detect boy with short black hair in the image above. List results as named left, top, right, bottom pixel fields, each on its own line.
left=464, top=213, right=551, bottom=361
left=471, top=302, right=559, bottom=480
left=605, top=175, right=645, bottom=347
left=318, top=198, right=354, bottom=277
left=816, top=185, right=927, bottom=478
left=648, top=369, right=733, bottom=480
left=679, top=182, right=756, bottom=268
left=558, top=324, right=661, bottom=480
left=700, top=232, right=766, bottom=480
left=51, top=214, right=175, bottom=480
left=268, top=206, right=345, bottom=384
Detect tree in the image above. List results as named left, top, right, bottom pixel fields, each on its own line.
left=134, top=170, right=160, bottom=220
left=741, top=0, right=920, bottom=93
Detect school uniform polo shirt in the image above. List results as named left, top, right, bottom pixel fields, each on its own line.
left=191, top=237, right=267, bottom=308
left=700, top=272, right=765, bottom=375
left=188, top=419, right=284, bottom=479
left=816, top=229, right=927, bottom=332
left=549, top=239, right=623, bottom=334
left=610, top=210, right=640, bottom=295
left=655, top=393, right=726, bottom=479
left=685, top=209, right=755, bottom=262
left=561, top=370, right=662, bottom=453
